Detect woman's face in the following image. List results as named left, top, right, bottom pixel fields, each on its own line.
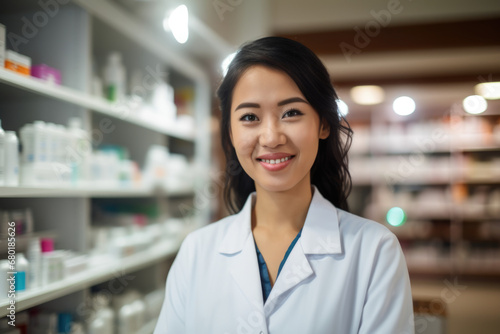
left=230, top=65, right=330, bottom=193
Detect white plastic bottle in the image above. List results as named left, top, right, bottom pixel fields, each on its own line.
left=19, top=123, right=34, bottom=165
left=33, top=120, right=47, bottom=164
left=131, top=298, right=146, bottom=330
left=19, top=123, right=35, bottom=185
left=117, top=303, right=136, bottom=334
left=0, top=119, right=5, bottom=186
left=68, top=117, right=90, bottom=186
left=151, top=67, right=176, bottom=121
left=51, top=124, right=70, bottom=186
left=0, top=260, right=10, bottom=297
left=46, top=122, right=57, bottom=164
left=4, top=131, right=19, bottom=186
left=54, top=124, right=66, bottom=165
left=14, top=253, right=29, bottom=292
left=27, top=238, right=42, bottom=289
left=104, top=52, right=126, bottom=102
left=89, top=294, right=115, bottom=334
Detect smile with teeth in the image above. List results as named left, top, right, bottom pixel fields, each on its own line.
left=258, top=156, right=294, bottom=164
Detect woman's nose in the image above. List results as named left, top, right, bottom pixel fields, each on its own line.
left=258, top=121, right=286, bottom=148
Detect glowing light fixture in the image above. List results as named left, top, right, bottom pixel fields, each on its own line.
left=164, top=5, right=189, bottom=44
left=221, top=52, right=237, bottom=76
left=475, top=82, right=500, bottom=100
left=463, top=95, right=487, bottom=114
left=350, top=85, right=385, bottom=105
left=393, top=96, right=416, bottom=116
left=386, top=207, right=407, bottom=227
left=337, top=99, right=349, bottom=117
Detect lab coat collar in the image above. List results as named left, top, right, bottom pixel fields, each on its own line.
left=218, top=185, right=343, bottom=255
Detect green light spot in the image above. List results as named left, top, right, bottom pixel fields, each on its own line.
left=386, top=207, right=406, bottom=227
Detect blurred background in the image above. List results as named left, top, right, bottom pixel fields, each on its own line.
left=0, top=0, right=499, bottom=333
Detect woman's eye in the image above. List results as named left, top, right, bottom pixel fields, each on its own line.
left=240, top=114, right=258, bottom=122
left=283, top=109, right=303, bottom=118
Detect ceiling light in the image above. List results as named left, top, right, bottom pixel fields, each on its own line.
left=350, top=85, right=385, bottom=105
left=475, top=82, right=500, bottom=100
left=164, top=5, right=189, bottom=44
left=463, top=95, right=487, bottom=114
left=393, top=96, right=415, bottom=116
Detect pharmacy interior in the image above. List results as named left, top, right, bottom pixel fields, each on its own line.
left=0, top=1, right=499, bottom=333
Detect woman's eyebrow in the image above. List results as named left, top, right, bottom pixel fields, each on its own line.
left=235, top=102, right=260, bottom=111
left=277, top=97, right=309, bottom=106
left=235, top=97, right=309, bottom=112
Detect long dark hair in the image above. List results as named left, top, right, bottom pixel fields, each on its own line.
left=217, top=36, right=352, bottom=214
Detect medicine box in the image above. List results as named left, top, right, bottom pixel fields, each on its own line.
left=5, top=50, right=31, bottom=76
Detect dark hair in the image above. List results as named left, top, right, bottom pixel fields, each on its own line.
left=217, top=36, right=352, bottom=214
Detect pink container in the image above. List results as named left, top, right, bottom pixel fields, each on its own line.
left=41, top=237, right=54, bottom=253
left=31, top=64, right=61, bottom=85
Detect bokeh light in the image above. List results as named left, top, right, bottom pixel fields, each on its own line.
left=463, top=95, right=488, bottom=114
left=350, top=85, right=385, bottom=105
left=393, top=96, right=416, bottom=116
left=386, top=207, right=407, bottom=227
left=337, top=99, right=349, bottom=117
left=475, top=82, right=500, bottom=100
left=164, top=5, right=189, bottom=44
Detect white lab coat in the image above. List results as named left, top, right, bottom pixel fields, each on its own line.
left=154, top=186, right=414, bottom=334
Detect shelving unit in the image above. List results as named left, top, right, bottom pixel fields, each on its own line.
left=0, top=0, right=211, bottom=330
left=0, top=238, right=181, bottom=317
left=0, top=185, right=194, bottom=198
left=348, top=102, right=500, bottom=280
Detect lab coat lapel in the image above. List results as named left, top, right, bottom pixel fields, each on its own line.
left=227, top=234, right=264, bottom=309
left=264, top=186, right=343, bottom=315
left=219, top=194, right=264, bottom=309
left=264, top=244, right=313, bottom=315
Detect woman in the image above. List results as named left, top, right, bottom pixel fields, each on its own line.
left=155, top=37, right=414, bottom=334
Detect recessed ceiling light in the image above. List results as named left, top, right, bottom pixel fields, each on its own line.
left=475, top=82, right=500, bottom=100
left=393, top=96, right=416, bottom=116
left=463, top=95, right=487, bottom=114
left=164, top=5, right=189, bottom=44
left=350, top=85, right=385, bottom=105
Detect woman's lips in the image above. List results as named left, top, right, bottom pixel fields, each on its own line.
left=257, top=155, right=295, bottom=171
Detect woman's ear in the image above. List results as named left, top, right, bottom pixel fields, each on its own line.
left=319, top=120, right=330, bottom=139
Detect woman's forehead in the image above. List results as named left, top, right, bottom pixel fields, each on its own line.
left=232, top=66, right=304, bottom=102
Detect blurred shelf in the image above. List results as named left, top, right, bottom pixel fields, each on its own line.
left=0, top=231, right=58, bottom=252
left=459, top=144, right=500, bottom=152
left=458, top=177, right=500, bottom=184
left=0, top=237, right=180, bottom=317
left=373, top=206, right=500, bottom=222
left=351, top=138, right=500, bottom=155
left=0, top=68, right=194, bottom=141
left=0, top=185, right=194, bottom=198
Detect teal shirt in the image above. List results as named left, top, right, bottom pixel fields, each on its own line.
left=254, top=229, right=303, bottom=303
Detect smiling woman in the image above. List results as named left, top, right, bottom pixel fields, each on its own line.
left=230, top=65, right=330, bottom=196
left=154, top=37, right=414, bottom=334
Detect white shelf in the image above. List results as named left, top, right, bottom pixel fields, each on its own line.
left=0, top=238, right=181, bottom=317
left=0, top=185, right=194, bottom=198
left=0, top=68, right=194, bottom=141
